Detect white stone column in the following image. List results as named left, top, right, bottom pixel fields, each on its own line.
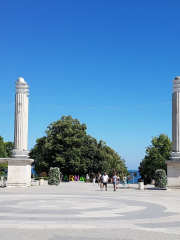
left=172, top=76, right=180, bottom=155
left=7, top=77, right=33, bottom=187
left=0, top=77, right=34, bottom=187
left=12, top=78, right=29, bottom=158
left=167, top=76, right=180, bottom=188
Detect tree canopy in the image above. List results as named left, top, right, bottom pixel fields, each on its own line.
left=0, top=136, right=14, bottom=176
left=30, top=115, right=127, bottom=177
left=138, top=134, right=171, bottom=180
left=0, top=136, right=7, bottom=158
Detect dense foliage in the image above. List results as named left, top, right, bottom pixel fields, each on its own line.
left=155, top=169, right=167, bottom=188
left=30, top=115, right=127, bottom=177
left=48, top=167, right=60, bottom=185
left=0, top=136, right=14, bottom=176
left=139, top=134, right=171, bottom=180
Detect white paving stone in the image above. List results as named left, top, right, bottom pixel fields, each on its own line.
left=0, top=182, right=180, bottom=239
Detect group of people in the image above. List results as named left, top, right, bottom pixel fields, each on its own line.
left=111, top=173, right=132, bottom=191
left=86, top=172, right=133, bottom=191
left=60, top=172, right=148, bottom=190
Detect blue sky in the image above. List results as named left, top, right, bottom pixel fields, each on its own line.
left=0, top=0, right=180, bottom=169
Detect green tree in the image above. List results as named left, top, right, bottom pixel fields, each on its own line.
left=4, top=141, right=14, bottom=157
left=0, top=136, right=7, bottom=158
left=138, top=134, right=171, bottom=180
left=30, top=115, right=127, bottom=177
left=0, top=136, right=8, bottom=176
left=98, top=145, right=128, bottom=178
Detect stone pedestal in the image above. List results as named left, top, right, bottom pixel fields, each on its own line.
left=166, top=160, right=180, bottom=188
left=7, top=159, right=33, bottom=187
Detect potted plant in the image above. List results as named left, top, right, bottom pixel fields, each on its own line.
left=39, top=172, right=47, bottom=186
left=138, top=178, right=144, bottom=190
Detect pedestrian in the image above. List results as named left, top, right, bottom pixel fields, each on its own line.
left=92, top=172, right=96, bottom=186
left=123, top=175, right=127, bottom=188
left=100, top=174, right=103, bottom=190
left=144, top=174, right=148, bottom=190
left=116, top=174, right=120, bottom=188
left=86, top=174, right=89, bottom=183
left=112, top=172, right=117, bottom=191
left=97, top=172, right=101, bottom=186
left=102, top=172, right=109, bottom=191
left=127, top=174, right=131, bottom=189
left=60, top=172, right=63, bottom=182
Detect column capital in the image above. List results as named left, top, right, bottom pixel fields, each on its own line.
left=15, top=77, right=29, bottom=94
left=172, top=76, right=180, bottom=92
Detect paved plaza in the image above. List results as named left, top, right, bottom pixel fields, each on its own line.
left=0, top=181, right=180, bottom=240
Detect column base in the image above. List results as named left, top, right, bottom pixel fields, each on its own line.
left=6, top=158, right=34, bottom=187
left=166, top=160, right=180, bottom=189
left=12, top=149, right=29, bottom=158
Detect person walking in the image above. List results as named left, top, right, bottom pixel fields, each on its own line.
left=112, top=172, right=117, bottom=191
left=127, top=174, right=131, bottom=189
left=116, top=174, right=120, bottom=188
left=60, top=172, right=63, bottom=182
left=86, top=174, right=89, bottom=183
left=102, top=172, right=109, bottom=191
left=92, top=172, right=96, bottom=186
left=123, top=175, right=127, bottom=189
left=144, top=174, right=148, bottom=190
left=100, top=174, right=103, bottom=190
left=97, top=172, right=101, bottom=186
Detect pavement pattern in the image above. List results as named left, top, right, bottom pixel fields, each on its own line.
left=0, top=181, right=180, bottom=240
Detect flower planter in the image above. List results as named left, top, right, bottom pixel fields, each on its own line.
left=139, top=181, right=144, bottom=190
left=151, top=179, right=155, bottom=185
left=39, top=178, right=44, bottom=186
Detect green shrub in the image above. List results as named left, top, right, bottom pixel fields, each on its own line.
left=48, top=167, right=60, bottom=185
left=155, top=169, right=167, bottom=188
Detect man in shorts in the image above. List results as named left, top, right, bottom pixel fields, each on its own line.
left=102, top=172, right=109, bottom=191
left=112, top=172, right=117, bottom=191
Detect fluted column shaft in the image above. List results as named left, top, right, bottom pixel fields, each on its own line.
left=172, top=92, right=180, bottom=152
left=171, top=76, right=180, bottom=160
left=12, top=78, right=29, bottom=158
left=14, top=93, right=28, bottom=150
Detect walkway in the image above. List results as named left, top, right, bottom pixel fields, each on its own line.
left=0, top=181, right=180, bottom=239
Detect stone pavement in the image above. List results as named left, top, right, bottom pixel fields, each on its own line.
left=0, top=181, right=180, bottom=240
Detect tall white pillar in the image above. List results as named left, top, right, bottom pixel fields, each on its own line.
left=0, top=77, right=34, bottom=187
left=12, top=78, right=29, bottom=158
left=166, top=76, right=180, bottom=188
left=7, top=77, right=34, bottom=187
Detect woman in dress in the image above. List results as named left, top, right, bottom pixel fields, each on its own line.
left=86, top=174, right=89, bottom=183
left=123, top=175, right=127, bottom=189
left=92, top=172, right=96, bottom=186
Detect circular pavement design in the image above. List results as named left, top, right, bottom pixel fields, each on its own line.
left=0, top=194, right=178, bottom=228
left=1, top=182, right=180, bottom=239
